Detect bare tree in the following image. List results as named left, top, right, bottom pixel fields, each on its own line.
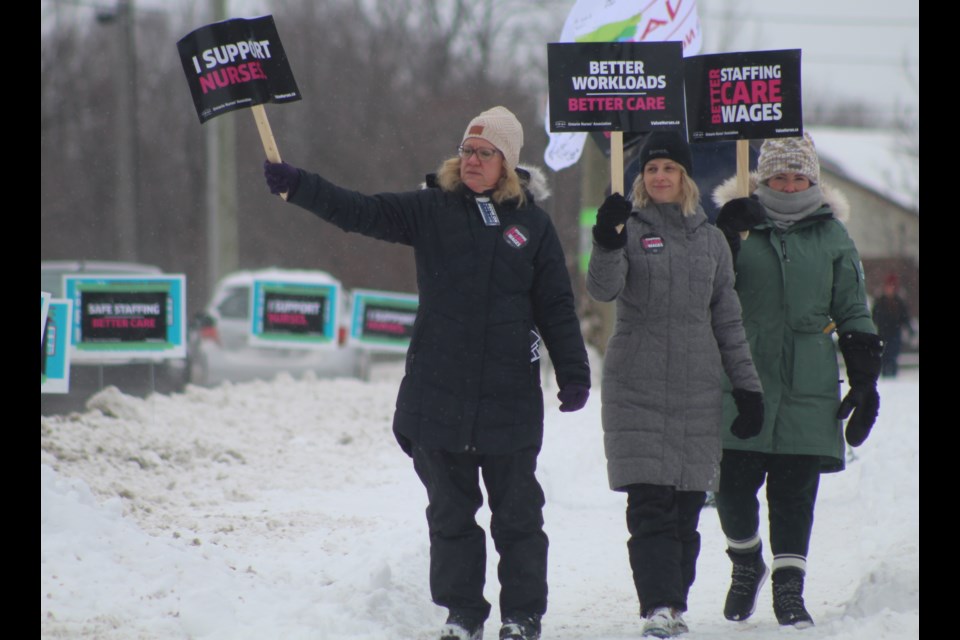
left=888, top=62, right=919, bottom=211
left=42, top=0, right=562, bottom=311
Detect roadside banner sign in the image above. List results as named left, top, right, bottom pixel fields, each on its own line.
left=250, top=277, right=341, bottom=349
left=349, top=290, right=419, bottom=352
left=63, top=275, right=187, bottom=362
left=41, top=292, right=51, bottom=345
left=41, top=299, right=74, bottom=394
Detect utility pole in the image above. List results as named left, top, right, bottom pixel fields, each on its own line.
left=107, top=0, right=139, bottom=261
left=205, top=0, right=239, bottom=293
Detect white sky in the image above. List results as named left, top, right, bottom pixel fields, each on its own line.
left=697, top=0, right=919, bottom=124
left=41, top=0, right=919, bottom=129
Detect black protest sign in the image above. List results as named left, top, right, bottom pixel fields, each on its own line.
left=250, top=279, right=339, bottom=348
left=177, top=15, right=301, bottom=124
left=685, top=50, right=802, bottom=142
left=262, top=292, right=326, bottom=336
left=362, top=304, right=416, bottom=341
left=547, top=42, right=685, bottom=133
left=81, top=291, right=169, bottom=343
left=348, top=290, right=419, bottom=351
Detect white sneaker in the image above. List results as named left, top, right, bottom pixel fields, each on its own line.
left=673, top=611, right=689, bottom=635
left=642, top=607, right=687, bottom=638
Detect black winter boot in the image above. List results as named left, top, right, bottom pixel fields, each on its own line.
left=772, top=568, right=814, bottom=628
left=499, top=614, right=541, bottom=640
left=724, top=547, right=769, bottom=621
left=440, top=611, right=484, bottom=640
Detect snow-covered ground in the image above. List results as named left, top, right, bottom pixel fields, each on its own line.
left=41, top=362, right=919, bottom=639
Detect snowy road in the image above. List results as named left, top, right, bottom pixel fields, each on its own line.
left=41, top=368, right=919, bottom=639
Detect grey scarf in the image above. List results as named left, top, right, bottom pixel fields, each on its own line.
left=755, top=184, right=825, bottom=229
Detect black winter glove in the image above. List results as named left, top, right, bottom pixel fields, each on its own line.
left=716, top=197, right=766, bottom=261
left=557, top=383, right=590, bottom=413
left=837, top=331, right=884, bottom=447
left=592, top=194, right=632, bottom=250
left=730, top=388, right=764, bottom=439
left=264, top=160, right=302, bottom=197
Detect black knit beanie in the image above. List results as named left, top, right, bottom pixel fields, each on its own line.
left=638, top=131, right=693, bottom=175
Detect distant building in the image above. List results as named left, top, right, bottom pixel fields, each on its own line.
left=812, top=127, right=919, bottom=318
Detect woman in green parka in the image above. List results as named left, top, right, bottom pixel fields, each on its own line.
left=711, top=134, right=883, bottom=629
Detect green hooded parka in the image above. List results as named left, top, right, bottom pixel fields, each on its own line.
left=715, top=179, right=875, bottom=470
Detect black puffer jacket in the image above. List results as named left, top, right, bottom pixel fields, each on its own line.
left=289, top=168, right=590, bottom=455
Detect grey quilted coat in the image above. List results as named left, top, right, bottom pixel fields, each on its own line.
left=587, top=202, right=761, bottom=491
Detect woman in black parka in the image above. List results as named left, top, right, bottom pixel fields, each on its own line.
left=264, top=106, right=590, bottom=640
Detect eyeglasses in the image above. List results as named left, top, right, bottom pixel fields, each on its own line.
left=458, top=145, right=501, bottom=162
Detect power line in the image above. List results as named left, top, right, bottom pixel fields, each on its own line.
left=803, top=54, right=919, bottom=66
left=702, top=11, right=919, bottom=28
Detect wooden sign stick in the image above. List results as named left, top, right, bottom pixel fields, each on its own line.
left=736, top=138, right=750, bottom=239
left=252, top=104, right=287, bottom=201
left=611, top=131, right=625, bottom=232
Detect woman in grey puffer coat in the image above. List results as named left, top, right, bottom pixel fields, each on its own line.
left=587, top=132, right=762, bottom=639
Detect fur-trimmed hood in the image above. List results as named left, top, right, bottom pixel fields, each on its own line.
left=712, top=173, right=850, bottom=222
left=515, top=164, right=551, bottom=202
left=422, top=163, right=552, bottom=204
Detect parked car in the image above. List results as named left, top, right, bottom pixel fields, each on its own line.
left=41, top=260, right=163, bottom=299
left=40, top=260, right=189, bottom=414
left=188, top=269, right=369, bottom=386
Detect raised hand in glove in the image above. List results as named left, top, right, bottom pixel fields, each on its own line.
left=264, top=160, right=301, bottom=197
left=837, top=331, right=884, bottom=447
left=730, top=388, right=764, bottom=439
left=593, top=193, right=632, bottom=250
left=557, top=383, right=590, bottom=413
left=716, top=197, right=766, bottom=261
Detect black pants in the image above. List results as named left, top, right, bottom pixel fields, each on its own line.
left=412, top=446, right=548, bottom=624
left=880, top=332, right=902, bottom=377
left=716, top=450, right=820, bottom=567
left=625, top=484, right=707, bottom=616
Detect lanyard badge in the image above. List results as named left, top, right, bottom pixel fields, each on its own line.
left=475, top=197, right=500, bottom=226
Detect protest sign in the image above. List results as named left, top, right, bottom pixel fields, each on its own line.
left=177, top=15, right=300, bottom=125
left=41, top=299, right=73, bottom=394
left=548, top=42, right=684, bottom=134
left=544, top=0, right=703, bottom=172
left=548, top=41, right=684, bottom=196
left=250, top=278, right=341, bottom=349
left=63, top=275, right=187, bottom=362
left=685, top=50, right=802, bottom=142
left=349, top=290, right=419, bottom=352
left=685, top=49, right=802, bottom=196
left=178, top=14, right=299, bottom=184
